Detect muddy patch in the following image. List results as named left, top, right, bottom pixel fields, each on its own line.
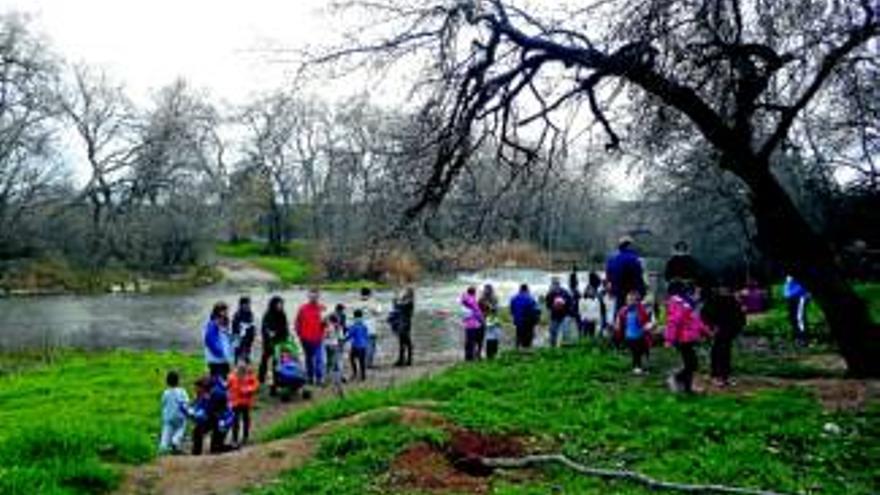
left=704, top=375, right=880, bottom=411
left=388, top=429, right=530, bottom=494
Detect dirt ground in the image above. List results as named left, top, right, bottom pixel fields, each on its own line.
left=116, top=360, right=454, bottom=495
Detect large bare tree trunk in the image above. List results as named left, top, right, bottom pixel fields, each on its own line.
left=746, top=164, right=880, bottom=377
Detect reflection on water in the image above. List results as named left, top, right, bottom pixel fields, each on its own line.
left=0, top=269, right=571, bottom=362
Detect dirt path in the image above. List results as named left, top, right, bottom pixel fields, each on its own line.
left=117, top=360, right=455, bottom=495
left=215, top=258, right=280, bottom=285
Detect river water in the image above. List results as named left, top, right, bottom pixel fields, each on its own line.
left=0, top=269, right=572, bottom=363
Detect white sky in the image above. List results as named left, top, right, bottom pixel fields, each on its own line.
left=1, top=0, right=643, bottom=196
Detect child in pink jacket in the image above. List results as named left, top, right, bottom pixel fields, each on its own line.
left=665, top=281, right=710, bottom=393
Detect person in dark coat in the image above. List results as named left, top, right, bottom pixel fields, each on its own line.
left=259, top=296, right=288, bottom=385
left=702, top=283, right=746, bottom=387
left=510, top=284, right=540, bottom=348
left=605, top=237, right=646, bottom=315
left=231, top=296, right=256, bottom=364
left=664, top=241, right=702, bottom=292
left=392, top=287, right=415, bottom=366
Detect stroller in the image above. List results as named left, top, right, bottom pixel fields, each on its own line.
left=272, top=338, right=310, bottom=401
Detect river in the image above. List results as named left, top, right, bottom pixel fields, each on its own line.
left=0, top=268, right=576, bottom=363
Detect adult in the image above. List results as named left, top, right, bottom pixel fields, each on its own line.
left=510, top=284, right=540, bottom=348
left=295, top=289, right=326, bottom=385
left=605, top=236, right=646, bottom=316
left=231, top=296, right=256, bottom=365
left=664, top=241, right=702, bottom=291
left=477, top=284, right=500, bottom=358
left=460, top=286, right=484, bottom=361
left=204, top=301, right=233, bottom=378
left=545, top=277, right=574, bottom=347
left=259, top=296, right=288, bottom=385
left=783, top=276, right=810, bottom=346
left=392, top=287, right=415, bottom=366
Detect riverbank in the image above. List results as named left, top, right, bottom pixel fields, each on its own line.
left=3, top=342, right=877, bottom=495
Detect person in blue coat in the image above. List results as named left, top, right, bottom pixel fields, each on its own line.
left=783, top=276, right=810, bottom=346
left=510, top=284, right=541, bottom=349
left=605, top=237, right=646, bottom=316
left=204, top=302, right=233, bottom=378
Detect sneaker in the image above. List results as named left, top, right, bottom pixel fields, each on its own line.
left=667, top=374, right=682, bottom=393
left=632, top=368, right=644, bottom=375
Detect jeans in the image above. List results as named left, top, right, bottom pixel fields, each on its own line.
left=159, top=418, right=186, bottom=452
left=626, top=338, right=646, bottom=369
left=464, top=328, right=481, bottom=361
left=232, top=406, right=251, bottom=445
left=549, top=317, right=572, bottom=347
left=787, top=296, right=808, bottom=344
left=302, top=341, right=325, bottom=384
left=486, top=339, right=499, bottom=359
left=396, top=330, right=413, bottom=365
left=515, top=323, right=535, bottom=348
left=350, top=347, right=367, bottom=380
left=675, top=343, right=698, bottom=392
left=208, top=362, right=230, bottom=379
left=366, top=334, right=378, bottom=367
left=711, top=336, right=733, bottom=380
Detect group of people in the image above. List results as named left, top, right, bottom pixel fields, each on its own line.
left=455, top=238, right=750, bottom=395
left=159, top=286, right=415, bottom=455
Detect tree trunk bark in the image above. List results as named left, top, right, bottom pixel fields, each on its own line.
left=745, top=163, right=880, bottom=377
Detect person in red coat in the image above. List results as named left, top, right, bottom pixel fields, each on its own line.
left=295, top=289, right=326, bottom=385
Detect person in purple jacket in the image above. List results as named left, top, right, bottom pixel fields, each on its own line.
left=460, top=286, right=484, bottom=361
left=204, top=302, right=233, bottom=378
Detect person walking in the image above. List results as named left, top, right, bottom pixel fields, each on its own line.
left=392, top=287, right=415, bottom=366
left=783, top=276, right=810, bottom=346
left=295, top=289, right=326, bottom=386
left=204, top=302, right=233, bottom=378
left=259, top=296, right=288, bottom=385
left=664, top=241, right=702, bottom=291
left=510, top=284, right=540, bottom=349
left=702, top=282, right=746, bottom=387
left=545, top=277, right=574, bottom=347
left=665, top=281, right=710, bottom=393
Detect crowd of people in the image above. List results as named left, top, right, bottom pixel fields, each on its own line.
left=160, top=237, right=803, bottom=456
left=159, top=286, right=415, bottom=455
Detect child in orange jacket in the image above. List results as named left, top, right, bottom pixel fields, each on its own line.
left=227, top=362, right=259, bottom=446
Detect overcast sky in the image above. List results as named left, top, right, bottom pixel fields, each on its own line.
left=1, top=0, right=335, bottom=105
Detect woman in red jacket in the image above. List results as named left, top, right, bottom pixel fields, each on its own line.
left=296, top=289, right=326, bottom=385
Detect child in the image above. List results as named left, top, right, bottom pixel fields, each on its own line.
left=615, top=290, right=652, bottom=374
left=324, top=313, right=347, bottom=387
left=186, top=376, right=233, bottom=455
left=600, top=280, right=617, bottom=340
left=702, top=283, right=746, bottom=387
left=159, top=370, right=189, bottom=454
left=664, top=281, right=711, bottom=393
left=347, top=309, right=370, bottom=381
left=231, top=296, right=256, bottom=365
left=273, top=335, right=306, bottom=400
left=357, top=288, right=382, bottom=368
left=484, top=312, right=502, bottom=359
left=227, top=363, right=259, bottom=446
left=581, top=286, right=602, bottom=338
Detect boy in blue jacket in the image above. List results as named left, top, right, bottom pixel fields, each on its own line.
left=347, top=310, right=370, bottom=381
left=510, top=284, right=541, bottom=349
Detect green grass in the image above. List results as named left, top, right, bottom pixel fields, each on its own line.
left=0, top=351, right=204, bottom=495
left=262, top=344, right=880, bottom=494
left=746, top=282, right=880, bottom=341
left=216, top=240, right=314, bottom=285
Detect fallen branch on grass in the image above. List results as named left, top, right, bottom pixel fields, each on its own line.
left=481, top=454, right=791, bottom=495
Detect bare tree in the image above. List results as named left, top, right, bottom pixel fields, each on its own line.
left=307, top=0, right=880, bottom=375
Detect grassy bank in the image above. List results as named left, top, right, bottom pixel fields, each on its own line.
left=0, top=258, right=222, bottom=296
left=0, top=351, right=203, bottom=495
left=260, top=344, right=879, bottom=495
left=746, top=282, right=880, bottom=341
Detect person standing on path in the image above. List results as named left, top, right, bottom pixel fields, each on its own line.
left=392, top=287, right=415, bottom=366
left=258, top=296, right=288, bottom=385
left=231, top=296, right=256, bottom=365
left=510, top=284, right=540, bottom=349
left=545, top=277, right=574, bottom=347
left=357, top=288, right=383, bottom=368
left=295, top=289, right=326, bottom=386
left=664, top=241, right=702, bottom=294
left=701, top=282, right=746, bottom=387
left=478, top=284, right=500, bottom=358
left=204, top=302, right=233, bottom=378
left=605, top=237, right=647, bottom=316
